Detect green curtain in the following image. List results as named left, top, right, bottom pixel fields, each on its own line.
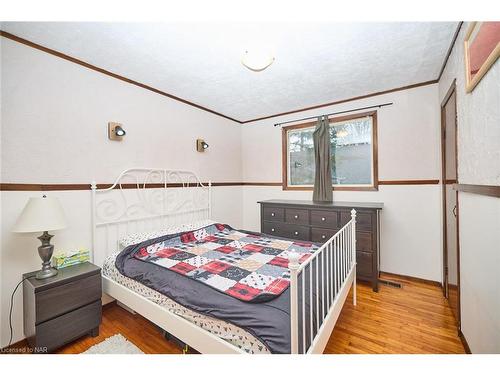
left=312, top=115, right=333, bottom=202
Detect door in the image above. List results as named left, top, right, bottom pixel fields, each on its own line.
left=441, top=82, right=460, bottom=329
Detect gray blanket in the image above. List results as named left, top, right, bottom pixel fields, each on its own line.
left=115, top=229, right=329, bottom=353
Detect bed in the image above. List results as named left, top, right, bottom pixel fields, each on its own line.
left=91, top=168, right=357, bottom=354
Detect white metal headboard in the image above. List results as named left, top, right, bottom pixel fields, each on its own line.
left=91, top=168, right=211, bottom=266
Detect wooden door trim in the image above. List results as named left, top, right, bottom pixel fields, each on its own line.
left=453, top=184, right=500, bottom=198
left=440, top=79, right=461, bottom=330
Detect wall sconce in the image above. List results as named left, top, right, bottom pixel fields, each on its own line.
left=196, top=139, right=209, bottom=152
left=108, top=122, right=126, bottom=141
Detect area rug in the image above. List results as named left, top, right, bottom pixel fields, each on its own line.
left=82, top=334, right=144, bottom=354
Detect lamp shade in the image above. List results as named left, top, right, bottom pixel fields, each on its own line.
left=12, top=196, right=68, bottom=233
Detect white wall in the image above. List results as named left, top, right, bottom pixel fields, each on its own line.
left=241, top=84, right=443, bottom=282
left=0, top=38, right=243, bottom=347
left=439, top=23, right=500, bottom=353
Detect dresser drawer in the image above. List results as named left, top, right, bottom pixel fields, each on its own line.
left=285, top=208, right=309, bottom=225
left=36, top=273, right=101, bottom=324
left=311, top=210, right=338, bottom=229
left=263, top=206, right=284, bottom=222
left=311, top=227, right=337, bottom=243
left=356, top=251, right=374, bottom=278
left=341, top=210, right=373, bottom=231
left=282, top=224, right=310, bottom=241
left=262, top=221, right=286, bottom=236
left=357, top=231, right=373, bottom=253
left=35, top=300, right=101, bottom=352
left=262, top=221, right=310, bottom=241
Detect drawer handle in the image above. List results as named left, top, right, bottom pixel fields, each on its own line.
left=321, top=234, right=326, bottom=239
left=271, top=228, right=275, bottom=232
left=321, top=217, right=326, bottom=221
left=294, top=215, right=299, bottom=219
left=294, top=231, right=299, bottom=236
left=271, top=212, right=275, bottom=217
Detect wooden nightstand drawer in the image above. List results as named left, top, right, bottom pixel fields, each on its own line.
left=36, top=273, right=101, bottom=323
left=35, top=300, right=102, bottom=352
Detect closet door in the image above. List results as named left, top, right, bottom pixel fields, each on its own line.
left=441, top=83, right=460, bottom=329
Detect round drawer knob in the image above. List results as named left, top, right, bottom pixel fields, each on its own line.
left=294, top=215, right=299, bottom=219
left=321, top=217, right=326, bottom=221
left=271, top=212, right=275, bottom=217
left=294, top=231, right=299, bottom=235
left=271, top=228, right=275, bottom=232
left=322, top=235, right=326, bottom=239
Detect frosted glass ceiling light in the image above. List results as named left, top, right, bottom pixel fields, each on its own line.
left=241, top=50, right=275, bottom=72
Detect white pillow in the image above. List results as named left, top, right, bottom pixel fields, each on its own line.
left=119, top=219, right=216, bottom=248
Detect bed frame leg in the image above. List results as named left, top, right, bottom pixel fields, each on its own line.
left=353, top=266, right=357, bottom=306
left=351, top=209, right=357, bottom=307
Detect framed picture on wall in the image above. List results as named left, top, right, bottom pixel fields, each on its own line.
left=464, top=22, right=500, bottom=93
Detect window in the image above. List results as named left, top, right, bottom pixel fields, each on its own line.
left=282, top=111, right=378, bottom=190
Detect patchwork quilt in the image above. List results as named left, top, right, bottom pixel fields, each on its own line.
left=133, top=223, right=319, bottom=302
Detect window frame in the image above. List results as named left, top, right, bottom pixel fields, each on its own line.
left=281, top=110, right=379, bottom=191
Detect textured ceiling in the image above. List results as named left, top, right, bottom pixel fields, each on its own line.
left=1, top=22, right=458, bottom=122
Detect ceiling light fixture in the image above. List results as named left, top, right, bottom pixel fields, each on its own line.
left=241, top=50, right=275, bottom=72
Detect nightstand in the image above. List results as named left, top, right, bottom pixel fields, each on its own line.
left=23, top=262, right=102, bottom=353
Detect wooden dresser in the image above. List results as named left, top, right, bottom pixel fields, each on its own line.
left=258, top=199, right=383, bottom=291
left=23, top=262, right=102, bottom=353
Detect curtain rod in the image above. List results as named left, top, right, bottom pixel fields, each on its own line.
left=273, top=102, right=394, bottom=127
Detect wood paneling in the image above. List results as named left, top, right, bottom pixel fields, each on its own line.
left=8, top=276, right=465, bottom=354
left=454, top=184, right=500, bottom=198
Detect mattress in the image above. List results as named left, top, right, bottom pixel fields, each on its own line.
left=102, top=221, right=270, bottom=354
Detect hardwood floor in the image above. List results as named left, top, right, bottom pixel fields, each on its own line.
left=325, top=274, right=465, bottom=354
left=50, top=274, right=465, bottom=354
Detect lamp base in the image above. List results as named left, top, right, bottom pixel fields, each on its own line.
left=36, top=231, right=58, bottom=280
left=36, top=267, right=58, bottom=280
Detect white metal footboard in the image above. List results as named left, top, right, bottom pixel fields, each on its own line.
left=288, top=209, right=357, bottom=354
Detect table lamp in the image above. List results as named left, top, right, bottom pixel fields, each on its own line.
left=12, top=195, right=68, bottom=279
